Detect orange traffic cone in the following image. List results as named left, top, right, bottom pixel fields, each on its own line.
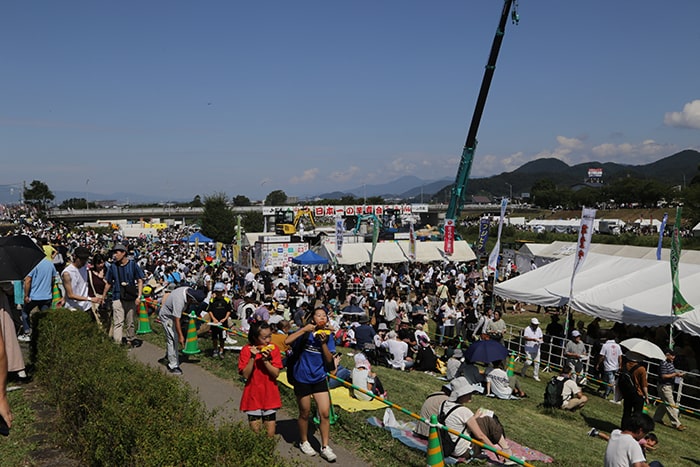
left=136, top=300, right=152, bottom=334
left=182, top=312, right=201, bottom=355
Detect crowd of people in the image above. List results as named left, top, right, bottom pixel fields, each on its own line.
left=0, top=214, right=696, bottom=465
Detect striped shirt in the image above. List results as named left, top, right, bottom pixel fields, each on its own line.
left=658, top=359, right=676, bottom=386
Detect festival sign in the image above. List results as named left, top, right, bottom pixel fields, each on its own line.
left=444, top=219, right=455, bottom=255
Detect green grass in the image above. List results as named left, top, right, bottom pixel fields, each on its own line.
left=142, top=316, right=698, bottom=467
left=0, top=387, right=39, bottom=465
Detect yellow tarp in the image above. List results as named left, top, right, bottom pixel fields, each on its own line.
left=278, top=371, right=385, bottom=413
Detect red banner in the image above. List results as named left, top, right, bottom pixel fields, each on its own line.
left=444, top=219, right=455, bottom=255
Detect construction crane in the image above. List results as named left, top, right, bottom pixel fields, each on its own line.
left=445, top=0, right=519, bottom=222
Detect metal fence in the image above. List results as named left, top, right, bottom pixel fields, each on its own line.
left=501, top=322, right=700, bottom=417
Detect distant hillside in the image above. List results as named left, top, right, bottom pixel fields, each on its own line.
left=436, top=149, right=700, bottom=201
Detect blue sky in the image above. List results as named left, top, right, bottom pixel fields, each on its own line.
left=2, top=0, right=699, bottom=202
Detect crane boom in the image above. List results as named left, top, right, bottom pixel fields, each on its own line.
left=445, top=0, right=518, bottom=221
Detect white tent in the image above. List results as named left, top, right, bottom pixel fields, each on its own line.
left=322, top=240, right=476, bottom=266
left=494, top=252, right=700, bottom=337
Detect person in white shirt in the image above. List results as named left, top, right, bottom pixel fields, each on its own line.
left=604, top=413, right=658, bottom=467
left=520, top=318, right=543, bottom=381
left=381, top=331, right=413, bottom=370
left=598, top=336, right=622, bottom=399
left=62, top=247, right=98, bottom=313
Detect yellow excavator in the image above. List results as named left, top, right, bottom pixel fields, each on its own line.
left=274, top=207, right=316, bottom=235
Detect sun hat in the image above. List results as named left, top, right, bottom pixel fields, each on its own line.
left=530, top=317, right=540, bottom=326
left=452, top=349, right=464, bottom=359
left=213, top=282, right=225, bottom=292
left=113, top=243, right=127, bottom=252
left=448, top=377, right=484, bottom=401
left=377, top=323, right=388, bottom=331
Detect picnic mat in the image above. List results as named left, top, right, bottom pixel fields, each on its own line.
left=278, top=371, right=386, bottom=413
left=367, top=411, right=553, bottom=465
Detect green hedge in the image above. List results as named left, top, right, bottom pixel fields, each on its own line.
left=33, top=310, right=286, bottom=467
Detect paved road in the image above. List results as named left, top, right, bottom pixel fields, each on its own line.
left=129, top=342, right=367, bottom=467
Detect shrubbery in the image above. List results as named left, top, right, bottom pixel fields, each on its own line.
left=33, top=310, right=286, bottom=466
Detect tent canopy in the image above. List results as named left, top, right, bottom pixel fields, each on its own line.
left=494, top=251, right=700, bottom=337
left=291, top=249, right=328, bottom=265
left=182, top=231, right=214, bottom=243
left=320, top=240, right=476, bottom=266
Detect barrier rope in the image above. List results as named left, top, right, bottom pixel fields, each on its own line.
left=325, top=373, right=534, bottom=467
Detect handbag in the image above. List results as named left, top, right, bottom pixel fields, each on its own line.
left=117, top=262, right=139, bottom=301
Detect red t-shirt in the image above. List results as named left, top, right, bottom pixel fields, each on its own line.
left=238, top=344, right=283, bottom=412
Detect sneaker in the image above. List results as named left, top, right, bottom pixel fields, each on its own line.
left=168, top=367, right=183, bottom=375
left=320, top=445, right=337, bottom=462
left=157, top=357, right=169, bottom=366
left=225, top=336, right=237, bottom=345
left=219, top=351, right=225, bottom=359
left=588, top=428, right=599, bottom=437
left=17, top=334, right=31, bottom=342
left=299, top=441, right=316, bottom=456
left=533, top=376, right=541, bottom=382
left=676, top=424, right=687, bottom=431
left=212, top=350, right=219, bottom=358
left=130, top=339, right=143, bottom=348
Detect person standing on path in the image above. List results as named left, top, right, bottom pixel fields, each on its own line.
left=653, top=348, right=686, bottom=431
left=158, top=287, right=206, bottom=375
left=285, top=308, right=337, bottom=462
left=103, top=243, right=144, bottom=348
left=238, top=321, right=282, bottom=437
left=22, top=257, right=62, bottom=341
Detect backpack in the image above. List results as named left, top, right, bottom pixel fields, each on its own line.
left=543, top=376, right=567, bottom=408
left=437, top=401, right=468, bottom=456
left=618, top=363, right=642, bottom=398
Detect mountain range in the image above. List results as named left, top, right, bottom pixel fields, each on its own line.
left=3, top=150, right=697, bottom=206
left=318, top=149, right=700, bottom=202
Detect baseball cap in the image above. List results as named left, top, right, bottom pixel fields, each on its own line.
left=571, top=330, right=581, bottom=337
left=531, top=317, right=540, bottom=325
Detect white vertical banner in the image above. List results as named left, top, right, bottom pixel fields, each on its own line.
left=408, top=219, right=416, bottom=261
left=570, top=207, right=597, bottom=297
left=487, top=198, right=508, bottom=271
left=335, top=215, right=344, bottom=257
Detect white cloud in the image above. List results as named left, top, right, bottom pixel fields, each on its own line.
left=290, top=168, right=319, bottom=184
left=664, top=100, right=700, bottom=129
left=329, top=166, right=360, bottom=183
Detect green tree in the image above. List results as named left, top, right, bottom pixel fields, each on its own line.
left=265, top=190, right=287, bottom=206
left=200, top=192, right=236, bottom=243
left=241, top=211, right=264, bottom=233
left=24, top=180, right=55, bottom=209
left=190, top=195, right=203, bottom=207
left=59, top=198, right=89, bottom=209
left=232, top=195, right=251, bottom=206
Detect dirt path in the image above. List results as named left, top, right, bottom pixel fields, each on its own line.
left=129, top=342, right=368, bottom=467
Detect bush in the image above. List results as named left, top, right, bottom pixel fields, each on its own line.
left=33, top=310, right=286, bottom=466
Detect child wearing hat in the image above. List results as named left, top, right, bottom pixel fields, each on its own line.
left=206, top=282, right=233, bottom=358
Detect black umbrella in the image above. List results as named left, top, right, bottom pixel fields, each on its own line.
left=341, top=304, right=364, bottom=315
left=0, top=235, right=46, bottom=281
left=464, top=339, right=509, bottom=363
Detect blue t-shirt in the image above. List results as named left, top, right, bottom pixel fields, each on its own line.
left=28, top=258, right=58, bottom=301
left=294, top=332, right=336, bottom=384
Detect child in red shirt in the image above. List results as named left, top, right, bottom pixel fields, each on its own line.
left=238, top=321, right=283, bottom=436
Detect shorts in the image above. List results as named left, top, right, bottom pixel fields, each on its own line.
left=293, top=380, right=328, bottom=398
left=210, top=326, right=224, bottom=339
left=245, top=409, right=277, bottom=422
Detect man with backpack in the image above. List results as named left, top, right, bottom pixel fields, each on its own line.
left=544, top=368, right=588, bottom=411
left=619, top=353, right=649, bottom=429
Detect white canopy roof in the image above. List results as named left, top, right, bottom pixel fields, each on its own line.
left=495, top=251, right=700, bottom=337
left=322, top=240, right=476, bottom=266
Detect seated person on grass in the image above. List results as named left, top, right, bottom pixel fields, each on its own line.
left=603, top=413, right=663, bottom=467
left=485, top=360, right=526, bottom=399
left=559, top=367, right=588, bottom=411
left=351, top=353, right=386, bottom=400
left=589, top=427, right=658, bottom=454
left=438, top=377, right=515, bottom=465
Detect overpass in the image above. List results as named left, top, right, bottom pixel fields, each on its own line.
left=47, top=203, right=508, bottom=224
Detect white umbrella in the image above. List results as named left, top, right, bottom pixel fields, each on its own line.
left=620, top=338, right=666, bottom=360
